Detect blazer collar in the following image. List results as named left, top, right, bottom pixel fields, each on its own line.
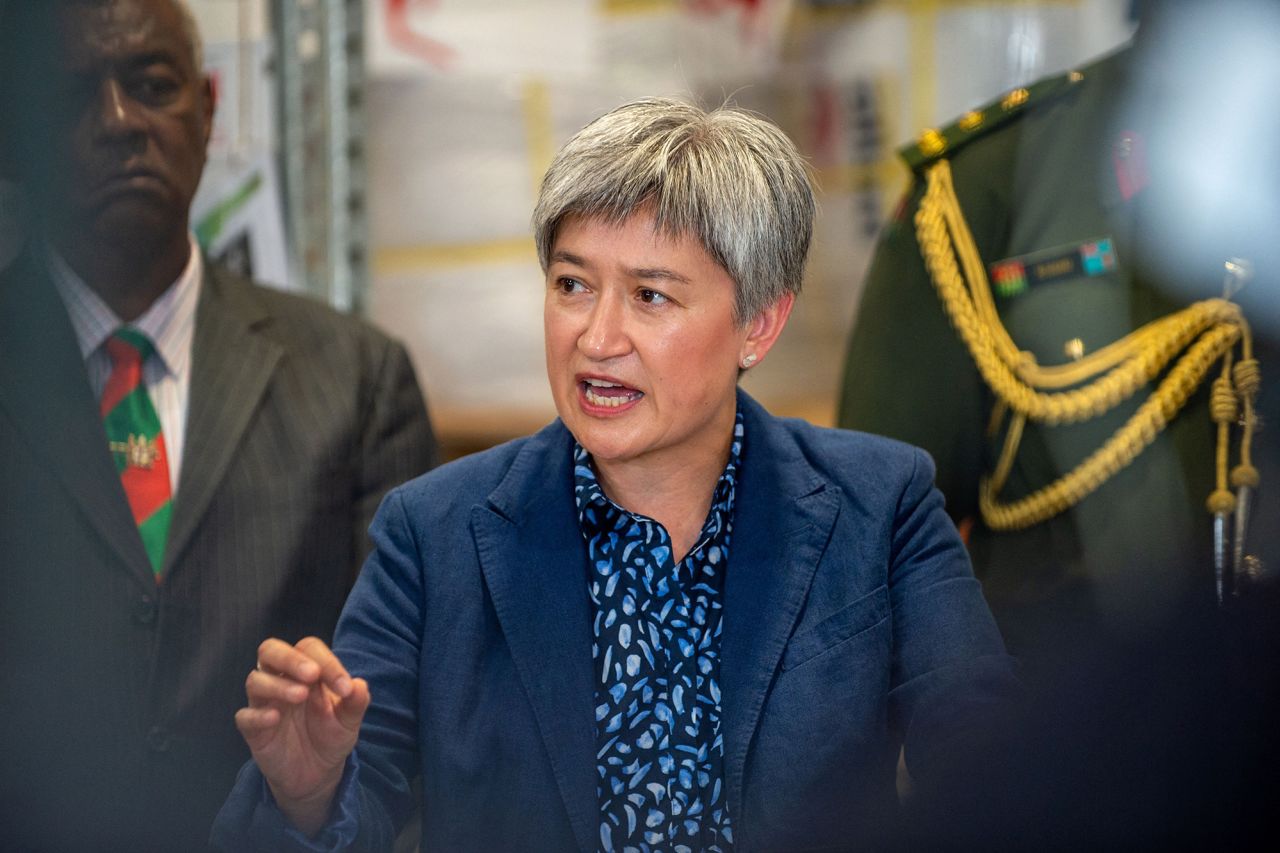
left=163, top=262, right=282, bottom=576
left=469, top=420, right=598, bottom=852
left=469, top=391, right=841, bottom=850
left=719, top=390, right=842, bottom=839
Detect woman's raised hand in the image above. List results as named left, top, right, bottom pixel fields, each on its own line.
left=235, top=636, right=371, bottom=836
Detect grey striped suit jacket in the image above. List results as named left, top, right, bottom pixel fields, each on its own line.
left=0, top=252, right=437, bottom=852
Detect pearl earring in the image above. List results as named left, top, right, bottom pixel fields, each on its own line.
left=741, top=354, right=758, bottom=368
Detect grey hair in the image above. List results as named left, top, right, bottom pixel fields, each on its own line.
left=532, top=97, right=815, bottom=324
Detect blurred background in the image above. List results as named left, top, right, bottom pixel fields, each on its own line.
left=2, top=0, right=1137, bottom=458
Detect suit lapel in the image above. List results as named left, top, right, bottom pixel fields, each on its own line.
left=469, top=422, right=597, bottom=853
left=0, top=252, right=153, bottom=582
left=164, top=264, right=281, bottom=574
left=719, top=392, right=841, bottom=835
left=463, top=396, right=841, bottom=850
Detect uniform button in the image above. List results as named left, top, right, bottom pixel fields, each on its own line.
left=146, top=726, right=172, bottom=753
left=133, top=594, right=158, bottom=625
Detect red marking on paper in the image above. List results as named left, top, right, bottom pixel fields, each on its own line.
left=386, top=0, right=456, bottom=70
left=687, top=0, right=769, bottom=42
left=690, top=0, right=764, bottom=11
left=811, top=83, right=840, bottom=166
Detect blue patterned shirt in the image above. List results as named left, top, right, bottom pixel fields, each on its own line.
left=574, top=412, right=743, bottom=853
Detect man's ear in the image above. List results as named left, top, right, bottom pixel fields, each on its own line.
left=200, top=75, right=216, bottom=150
left=738, top=292, right=796, bottom=368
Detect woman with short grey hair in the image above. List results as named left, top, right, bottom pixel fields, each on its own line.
left=216, top=97, right=1015, bottom=852
left=533, top=98, right=813, bottom=324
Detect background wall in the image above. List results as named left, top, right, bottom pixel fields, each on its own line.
left=358, top=0, right=1134, bottom=456
left=185, top=0, right=293, bottom=291
left=180, top=0, right=1135, bottom=456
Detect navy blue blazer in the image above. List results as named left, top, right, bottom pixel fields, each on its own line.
left=216, top=391, right=1015, bottom=852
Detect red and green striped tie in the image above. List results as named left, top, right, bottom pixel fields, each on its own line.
left=102, top=328, right=172, bottom=578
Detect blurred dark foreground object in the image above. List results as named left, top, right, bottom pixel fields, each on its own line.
left=905, top=587, right=1280, bottom=851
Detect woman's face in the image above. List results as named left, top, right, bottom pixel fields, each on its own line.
left=544, top=208, right=789, bottom=471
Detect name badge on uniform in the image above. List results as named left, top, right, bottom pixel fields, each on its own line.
left=988, top=236, right=1118, bottom=298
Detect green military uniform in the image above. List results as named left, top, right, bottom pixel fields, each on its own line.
left=838, top=47, right=1277, bottom=673
left=838, top=36, right=1280, bottom=847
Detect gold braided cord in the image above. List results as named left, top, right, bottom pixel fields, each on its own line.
left=986, top=410, right=1024, bottom=497
left=916, top=165, right=1243, bottom=425
left=1208, top=356, right=1238, bottom=515
left=1231, top=337, right=1262, bottom=490
left=916, top=159, right=1257, bottom=531
left=926, top=160, right=1231, bottom=391
left=979, top=323, right=1240, bottom=529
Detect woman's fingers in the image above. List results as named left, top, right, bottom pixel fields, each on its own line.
left=296, top=636, right=354, bottom=698
left=250, top=637, right=367, bottom=722
left=242, top=636, right=366, bottom=752
left=333, top=677, right=371, bottom=730
left=257, top=637, right=322, bottom=684
left=254, top=636, right=353, bottom=696
left=245, top=668, right=311, bottom=707
left=234, top=705, right=281, bottom=735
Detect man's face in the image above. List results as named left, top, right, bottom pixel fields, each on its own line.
left=35, top=0, right=212, bottom=247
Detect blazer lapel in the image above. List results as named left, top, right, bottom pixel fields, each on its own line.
left=164, top=264, right=281, bottom=574
left=719, top=392, right=841, bottom=836
left=0, top=253, right=153, bottom=582
left=469, top=422, right=598, bottom=853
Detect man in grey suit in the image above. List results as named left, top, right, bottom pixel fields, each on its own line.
left=0, top=1, right=437, bottom=849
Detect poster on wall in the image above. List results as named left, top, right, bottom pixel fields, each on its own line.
left=192, top=36, right=291, bottom=289
left=366, top=0, right=598, bottom=78
left=362, top=0, right=1137, bottom=441
left=192, top=154, right=291, bottom=290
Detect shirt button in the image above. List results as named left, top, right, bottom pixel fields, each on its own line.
left=146, top=726, right=172, bottom=753
left=133, top=594, right=158, bottom=625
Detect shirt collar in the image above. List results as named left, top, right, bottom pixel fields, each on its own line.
left=48, top=234, right=203, bottom=378
left=574, top=407, right=745, bottom=548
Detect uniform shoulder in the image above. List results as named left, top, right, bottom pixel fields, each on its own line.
left=899, top=65, right=1092, bottom=175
